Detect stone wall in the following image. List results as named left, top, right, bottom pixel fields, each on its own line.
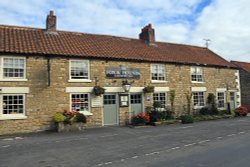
left=239, top=69, right=250, bottom=110
left=0, top=55, right=239, bottom=135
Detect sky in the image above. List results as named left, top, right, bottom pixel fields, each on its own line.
left=0, top=0, right=249, bottom=62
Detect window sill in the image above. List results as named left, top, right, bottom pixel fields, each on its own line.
left=151, top=80, right=168, bottom=84
left=68, top=79, right=92, bottom=83
left=193, top=106, right=204, bottom=109
left=0, top=115, right=27, bottom=120
left=191, top=81, right=205, bottom=84
left=0, top=79, right=28, bottom=82
left=81, top=111, right=93, bottom=116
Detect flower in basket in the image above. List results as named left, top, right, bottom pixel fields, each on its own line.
left=235, top=105, right=248, bottom=116
left=92, top=86, right=105, bottom=96
left=143, top=86, right=154, bottom=93
left=131, top=112, right=150, bottom=125
left=52, top=110, right=87, bottom=124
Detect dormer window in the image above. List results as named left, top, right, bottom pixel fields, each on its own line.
left=191, top=66, right=203, bottom=82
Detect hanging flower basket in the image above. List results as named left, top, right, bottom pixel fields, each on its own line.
left=92, top=86, right=105, bottom=96
left=143, top=86, right=154, bottom=93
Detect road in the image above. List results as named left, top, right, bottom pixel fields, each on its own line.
left=1, top=117, right=250, bottom=167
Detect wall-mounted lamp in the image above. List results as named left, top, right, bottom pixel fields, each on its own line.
left=122, top=80, right=131, bottom=92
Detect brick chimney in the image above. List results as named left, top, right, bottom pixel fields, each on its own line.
left=139, top=24, right=155, bottom=44
left=46, top=10, right=56, bottom=31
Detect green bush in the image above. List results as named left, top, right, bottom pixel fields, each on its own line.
left=53, top=112, right=65, bottom=123
left=75, top=113, right=87, bottom=123
left=180, top=115, right=194, bottom=124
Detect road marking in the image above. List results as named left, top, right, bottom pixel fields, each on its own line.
left=179, top=126, right=194, bottom=129
left=97, top=163, right=103, bottom=166
left=239, top=131, right=245, bottom=134
left=2, top=138, right=13, bottom=141
left=227, top=134, right=236, bottom=137
left=104, top=162, right=112, bottom=165
left=2, top=145, right=10, bottom=148
left=216, top=137, right=223, bottom=139
left=171, top=147, right=180, bottom=150
left=132, top=156, right=138, bottom=159
left=120, top=159, right=125, bottom=162
left=145, top=152, right=159, bottom=156
left=15, top=137, right=24, bottom=140
left=199, top=140, right=210, bottom=144
left=184, top=143, right=196, bottom=147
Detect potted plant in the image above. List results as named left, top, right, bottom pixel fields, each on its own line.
left=53, top=110, right=87, bottom=132
left=143, top=85, right=154, bottom=93
left=92, top=86, right=105, bottom=96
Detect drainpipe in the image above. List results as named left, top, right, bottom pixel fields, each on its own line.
left=47, top=58, right=51, bottom=86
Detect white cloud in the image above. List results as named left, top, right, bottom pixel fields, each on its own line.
left=0, top=0, right=249, bottom=62
left=189, top=0, right=250, bottom=62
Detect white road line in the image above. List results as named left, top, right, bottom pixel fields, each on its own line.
left=199, top=140, right=210, bottom=144
left=132, top=156, right=138, bottom=159
left=227, top=134, right=236, bottom=137
left=97, top=163, right=103, bottom=166
left=171, top=147, right=180, bottom=150
left=239, top=131, right=245, bottom=134
left=184, top=143, right=196, bottom=147
left=15, top=137, right=24, bottom=140
left=104, top=162, right=112, bottom=165
left=216, top=137, right=223, bottom=139
left=2, top=138, right=13, bottom=141
left=100, top=134, right=118, bottom=138
left=145, top=152, right=159, bottom=156
left=179, top=126, right=194, bottom=129
left=120, top=159, right=125, bottom=162
left=2, top=145, right=10, bottom=148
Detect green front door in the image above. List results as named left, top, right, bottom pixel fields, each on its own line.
left=130, top=93, right=143, bottom=115
left=103, top=94, right=118, bottom=125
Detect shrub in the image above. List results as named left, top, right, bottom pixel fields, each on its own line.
left=235, top=105, right=248, bottom=116
left=53, top=112, right=65, bottom=123
left=131, top=112, right=150, bottom=125
left=180, top=115, right=194, bottom=124
left=75, top=113, right=87, bottom=123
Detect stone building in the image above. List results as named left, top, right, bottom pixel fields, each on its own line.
left=0, top=11, right=240, bottom=135
left=231, top=61, right=250, bottom=110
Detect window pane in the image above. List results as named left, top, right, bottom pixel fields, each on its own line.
left=71, top=94, right=89, bottom=112
left=70, top=61, right=89, bottom=79
left=3, top=58, right=25, bottom=78
left=151, top=64, right=165, bottom=81
left=2, top=95, right=24, bottom=114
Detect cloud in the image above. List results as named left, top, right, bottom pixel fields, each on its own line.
left=189, top=0, right=250, bottom=61
left=0, top=0, right=249, bottom=62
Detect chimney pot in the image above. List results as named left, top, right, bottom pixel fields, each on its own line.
left=49, top=10, right=54, bottom=16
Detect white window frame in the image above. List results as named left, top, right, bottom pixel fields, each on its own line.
left=0, top=94, right=27, bottom=120
left=191, top=66, right=203, bottom=83
left=70, top=93, right=93, bottom=116
left=68, top=59, right=91, bottom=82
left=153, top=92, right=167, bottom=109
left=192, top=91, right=205, bottom=109
left=217, top=92, right=226, bottom=109
left=0, top=56, right=27, bottom=81
left=151, top=64, right=167, bottom=83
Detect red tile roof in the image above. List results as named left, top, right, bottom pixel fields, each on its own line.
left=231, top=61, right=250, bottom=73
left=0, top=24, right=235, bottom=68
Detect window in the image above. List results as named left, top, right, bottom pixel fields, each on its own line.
left=0, top=57, right=26, bottom=80
left=191, top=66, right=203, bottom=82
left=153, top=92, right=167, bottom=107
left=0, top=94, right=26, bottom=119
left=70, top=94, right=90, bottom=113
left=193, top=92, right=205, bottom=107
left=151, top=64, right=166, bottom=81
left=69, top=60, right=90, bottom=81
left=217, top=92, right=225, bottom=108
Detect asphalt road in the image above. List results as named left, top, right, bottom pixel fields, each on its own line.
left=1, top=117, right=250, bottom=167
